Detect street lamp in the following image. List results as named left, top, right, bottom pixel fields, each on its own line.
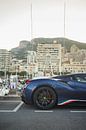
left=59, top=45, right=62, bottom=75
left=26, top=53, right=29, bottom=79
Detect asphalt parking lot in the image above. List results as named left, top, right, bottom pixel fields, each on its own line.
left=0, top=99, right=86, bottom=130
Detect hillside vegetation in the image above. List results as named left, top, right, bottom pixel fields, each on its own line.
left=11, top=38, right=86, bottom=59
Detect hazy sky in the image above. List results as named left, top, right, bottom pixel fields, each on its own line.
left=0, top=0, right=86, bottom=50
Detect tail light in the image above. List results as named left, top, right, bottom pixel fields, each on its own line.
left=25, top=79, right=31, bottom=84
left=22, top=80, right=31, bottom=93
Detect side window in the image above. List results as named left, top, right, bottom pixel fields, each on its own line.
left=75, top=75, right=86, bottom=82
left=63, top=76, right=73, bottom=81
left=84, top=76, right=86, bottom=80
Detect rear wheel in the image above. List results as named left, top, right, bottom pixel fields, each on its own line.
left=33, top=86, right=57, bottom=110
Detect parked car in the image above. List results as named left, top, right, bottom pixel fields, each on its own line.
left=21, top=73, right=86, bottom=109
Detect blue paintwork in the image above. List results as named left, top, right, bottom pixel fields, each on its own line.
left=21, top=73, right=86, bottom=106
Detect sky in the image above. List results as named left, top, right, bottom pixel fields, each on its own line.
left=0, top=0, right=86, bottom=50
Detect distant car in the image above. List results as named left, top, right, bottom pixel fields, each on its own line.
left=21, top=73, right=86, bottom=110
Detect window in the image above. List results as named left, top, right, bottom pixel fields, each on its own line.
left=75, top=75, right=86, bottom=82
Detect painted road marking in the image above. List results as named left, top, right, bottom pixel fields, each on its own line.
left=0, top=100, right=20, bottom=102
left=70, top=110, right=86, bottom=113
left=13, top=102, right=23, bottom=112
left=34, top=110, right=53, bottom=113
left=0, top=101, right=23, bottom=113
left=0, top=110, right=14, bottom=113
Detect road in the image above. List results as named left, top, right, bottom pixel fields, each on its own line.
left=0, top=99, right=86, bottom=130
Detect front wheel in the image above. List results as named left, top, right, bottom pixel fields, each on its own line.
left=33, top=86, right=57, bottom=110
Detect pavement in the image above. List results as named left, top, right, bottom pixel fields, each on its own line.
left=0, top=101, right=86, bottom=130
left=0, top=89, right=21, bottom=100
left=0, top=94, right=21, bottom=100
left=0, top=89, right=86, bottom=130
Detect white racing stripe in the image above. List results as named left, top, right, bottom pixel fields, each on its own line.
left=58, top=100, right=86, bottom=106
left=34, top=110, right=53, bottom=113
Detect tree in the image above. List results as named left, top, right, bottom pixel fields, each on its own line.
left=0, top=71, right=4, bottom=76
left=19, top=71, right=27, bottom=77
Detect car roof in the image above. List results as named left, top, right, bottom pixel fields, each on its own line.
left=53, top=73, right=86, bottom=79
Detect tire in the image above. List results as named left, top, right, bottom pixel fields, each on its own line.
left=33, top=86, right=57, bottom=110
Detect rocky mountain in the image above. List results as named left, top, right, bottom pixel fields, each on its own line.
left=11, top=38, right=86, bottom=59
left=11, top=40, right=36, bottom=59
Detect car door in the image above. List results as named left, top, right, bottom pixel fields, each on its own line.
left=68, top=74, right=86, bottom=100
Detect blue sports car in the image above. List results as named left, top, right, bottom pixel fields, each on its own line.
left=21, top=73, right=86, bottom=109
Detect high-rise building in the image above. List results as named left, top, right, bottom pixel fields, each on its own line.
left=0, top=49, right=11, bottom=72
left=36, top=43, right=62, bottom=75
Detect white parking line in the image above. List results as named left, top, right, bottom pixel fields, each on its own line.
left=0, top=110, right=14, bottom=113
left=0, top=101, right=23, bottom=113
left=13, top=102, right=23, bottom=112
left=0, top=100, right=20, bottom=102
left=34, top=110, right=53, bottom=113
left=70, top=110, right=86, bottom=113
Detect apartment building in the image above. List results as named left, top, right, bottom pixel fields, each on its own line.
left=62, top=62, right=86, bottom=73
left=36, top=43, right=62, bottom=75
left=0, top=49, right=11, bottom=72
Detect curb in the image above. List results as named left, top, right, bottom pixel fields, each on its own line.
left=0, top=95, right=21, bottom=100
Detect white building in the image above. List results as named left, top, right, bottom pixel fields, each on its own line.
left=0, top=49, right=11, bottom=73
left=36, top=43, right=62, bottom=76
